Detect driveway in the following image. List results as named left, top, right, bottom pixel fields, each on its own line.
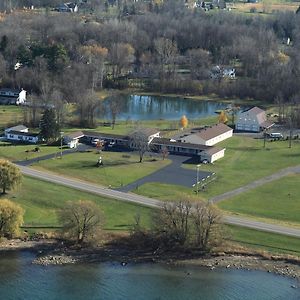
left=116, top=155, right=212, bottom=192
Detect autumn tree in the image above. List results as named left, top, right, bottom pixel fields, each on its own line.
left=81, top=44, right=108, bottom=90
left=0, top=199, right=24, bottom=238
left=108, top=93, right=124, bottom=129
left=58, top=200, right=104, bottom=244
left=109, top=42, right=134, bottom=78
left=0, top=160, right=22, bottom=195
left=218, top=110, right=228, bottom=124
left=39, top=108, right=60, bottom=143
left=180, top=115, right=188, bottom=128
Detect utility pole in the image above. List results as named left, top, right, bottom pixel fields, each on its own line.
left=289, top=116, right=293, bottom=149
left=60, top=132, right=64, bottom=158
left=196, top=164, right=201, bottom=195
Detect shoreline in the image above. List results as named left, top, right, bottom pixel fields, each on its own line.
left=1, top=239, right=299, bottom=280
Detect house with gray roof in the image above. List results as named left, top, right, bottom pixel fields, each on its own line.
left=235, top=107, right=274, bottom=132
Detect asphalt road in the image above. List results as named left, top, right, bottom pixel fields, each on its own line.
left=18, top=165, right=300, bottom=238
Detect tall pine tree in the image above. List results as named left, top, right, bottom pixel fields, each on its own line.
left=39, top=108, right=60, bottom=143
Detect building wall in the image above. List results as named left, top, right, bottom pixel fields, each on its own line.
left=182, top=129, right=233, bottom=146
left=236, top=112, right=265, bottom=132
left=201, top=148, right=225, bottom=163
left=5, top=133, right=38, bottom=143
left=205, top=130, right=233, bottom=146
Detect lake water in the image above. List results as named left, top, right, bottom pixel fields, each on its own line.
left=0, top=251, right=299, bottom=300
left=103, top=95, right=232, bottom=120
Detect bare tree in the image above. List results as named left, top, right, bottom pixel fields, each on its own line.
left=129, top=129, right=150, bottom=162
left=58, top=200, right=104, bottom=244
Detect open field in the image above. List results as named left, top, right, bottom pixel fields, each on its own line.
left=0, top=142, right=65, bottom=161
left=1, top=176, right=151, bottom=230
left=219, top=174, right=300, bottom=225
left=0, top=105, right=23, bottom=130
left=184, top=136, right=300, bottom=199
left=33, top=150, right=171, bottom=188
left=228, top=225, right=300, bottom=255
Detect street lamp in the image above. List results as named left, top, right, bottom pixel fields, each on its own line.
left=196, top=164, right=201, bottom=195
left=60, top=131, right=64, bottom=158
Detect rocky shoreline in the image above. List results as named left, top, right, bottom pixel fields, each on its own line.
left=1, top=239, right=300, bottom=281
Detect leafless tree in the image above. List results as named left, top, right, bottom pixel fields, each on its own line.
left=129, top=129, right=150, bottom=163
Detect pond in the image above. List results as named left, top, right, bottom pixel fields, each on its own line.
left=103, top=95, right=237, bottom=120
left=0, top=251, right=299, bottom=300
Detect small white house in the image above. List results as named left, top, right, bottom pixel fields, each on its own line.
left=235, top=107, right=274, bottom=132
left=201, top=147, right=225, bottom=163
left=179, top=123, right=233, bottom=146
left=16, top=89, right=26, bottom=105
left=64, top=131, right=84, bottom=148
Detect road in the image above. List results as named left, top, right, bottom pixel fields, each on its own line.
left=18, top=165, right=300, bottom=238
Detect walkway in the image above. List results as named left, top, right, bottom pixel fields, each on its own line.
left=209, top=165, right=300, bottom=203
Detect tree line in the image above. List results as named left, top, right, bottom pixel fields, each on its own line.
left=0, top=2, right=300, bottom=125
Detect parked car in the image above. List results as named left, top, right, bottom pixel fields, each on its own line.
left=268, top=132, right=283, bottom=139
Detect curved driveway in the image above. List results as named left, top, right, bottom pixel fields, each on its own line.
left=18, top=165, right=300, bottom=238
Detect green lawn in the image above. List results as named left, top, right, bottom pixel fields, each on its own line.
left=184, top=136, right=300, bottom=199
left=228, top=225, right=300, bottom=256
left=133, top=182, right=198, bottom=201
left=218, top=174, right=300, bottom=225
left=0, top=105, right=23, bottom=130
left=0, top=142, right=65, bottom=162
left=1, top=176, right=151, bottom=230
left=33, top=151, right=171, bottom=188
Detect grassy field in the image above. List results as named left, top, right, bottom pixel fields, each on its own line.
left=0, top=142, right=66, bottom=161
left=183, top=136, right=300, bottom=199
left=0, top=105, right=23, bottom=130
left=228, top=225, right=300, bottom=256
left=133, top=182, right=198, bottom=201
left=219, top=174, right=300, bottom=225
left=33, top=150, right=171, bottom=188
left=2, top=176, right=151, bottom=230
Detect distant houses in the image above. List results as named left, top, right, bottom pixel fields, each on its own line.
left=235, top=107, right=274, bottom=132
left=0, top=88, right=27, bottom=105
left=4, top=125, right=39, bottom=144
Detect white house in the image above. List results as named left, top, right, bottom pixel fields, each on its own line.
left=64, top=131, right=84, bottom=148
left=16, top=89, right=26, bottom=105
left=235, top=107, right=274, bottom=132
left=178, top=123, right=233, bottom=146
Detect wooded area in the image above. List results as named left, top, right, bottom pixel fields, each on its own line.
left=0, top=0, right=300, bottom=124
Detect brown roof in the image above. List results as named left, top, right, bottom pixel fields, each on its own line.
left=152, top=138, right=211, bottom=151
left=83, top=131, right=128, bottom=140
left=132, top=128, right=160, bottom=137
left=245, top=106, right=265, bottom=115
left=204, top=147, right=224, bottom=156
left=195, top=123, right=233, bottom=141
left=260, top=120, right=274, bottom=129
left=65, top=131, right=84, bottom=139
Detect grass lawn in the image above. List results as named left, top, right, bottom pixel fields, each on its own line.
left=33, top=150, right=171, bottom=188
left=2, top=176, right=152, bottom=231
left=0, top=105, right=23, bottom=130
left=184, top=136, right=300, bottom=199
left=228, top=225, right=300, bottom=256
left=0, top=142, right=65, bottom=161
left=218, top=174, right=300, bottom=225
left=133, top=182, right=201, bottom=201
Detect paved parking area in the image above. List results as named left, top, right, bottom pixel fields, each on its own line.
left=116, top=155, right=212, bottom=192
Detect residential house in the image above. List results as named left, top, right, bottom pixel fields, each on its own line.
left=5, top=125, right=39, bottom=143
left=63, top=131, right=84, bottom=148
left=0, top=88, right=26, bottom=105
left=55, top=2, right=78, bottom=12
left=235, top=107, right=274, bottom=132
left=175, top=123, right=233, bottom=146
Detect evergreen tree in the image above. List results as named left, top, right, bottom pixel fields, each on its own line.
left=39, top=108, right=60, bottom=143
